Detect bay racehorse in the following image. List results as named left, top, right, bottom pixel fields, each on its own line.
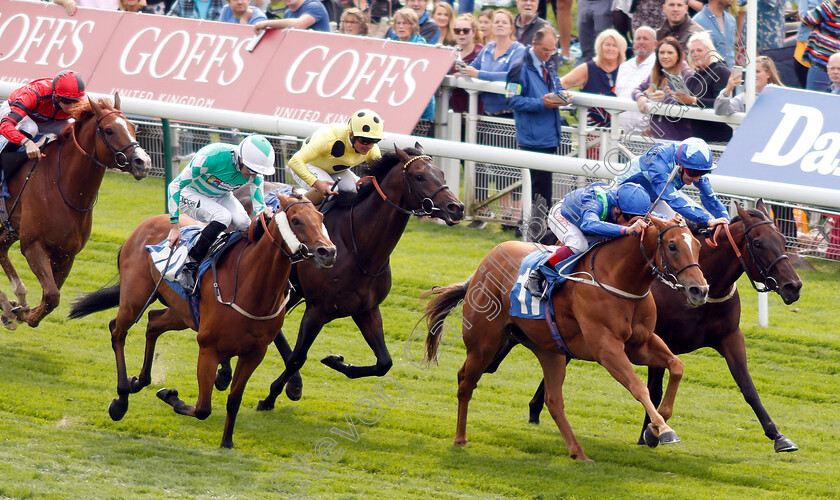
left=221, top=145, right=464, bottom=411
left=0, top=94, right=150, bottom=329
left=502, top=201, right=803, bottom=453
left=68, top=194, right=336, bottom=448
left=422, top=215, right=708, bottom=461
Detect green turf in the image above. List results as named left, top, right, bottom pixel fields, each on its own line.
left=0, top=172, right=837, bottom=499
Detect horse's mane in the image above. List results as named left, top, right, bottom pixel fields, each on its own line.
left=61, top=98, right=116, bottom=137
left=333, top=147, right=424, bottom=208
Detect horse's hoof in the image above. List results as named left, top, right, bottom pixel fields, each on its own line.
left=108, top=399, right=128, bottom=421
left=321, top=354, right=345, bottom=370
left=643, top=425, right=659, bottom=448
left=1, top=315, right=17, bottom=331
left=156, top=388, right=177, bottom=403
left=127, top=376, right=146, bottom=393
left=658, top=430, right=680, bottom=445
left=774, top=435, right=798, bottom=453
left=215, top=370, right=232, bottom=391
left=256, top=399, right=274, bottom=412
left=11, top=306, right=25, bottom=321
left=453, top=437, right=468, bottom=447
left=220, top=440, right=234, bottom=449
left=285, top=377, right=303, bottom=402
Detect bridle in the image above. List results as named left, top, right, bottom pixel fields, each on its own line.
left=640, top=222, right=701, bottom=292
left=712, top=220, right=788, bottom=293
left=258, top=199, right=322, bottom=263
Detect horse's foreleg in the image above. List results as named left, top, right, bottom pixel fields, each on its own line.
left=484, top=336, right=518, bottom=374
left=220, top=347, right=269, bottom=449
left=132, top=308, right=187, bottom=393
left=257, top=311, right=326, bottom=411
left=0, top=247, right=27, bottom=329
left=109, top=317, right=133, bottom=421
left=323, top=307, right=392, bottom=379
left=717, top=328, right=798, bottom=452
left=19, top=243, right=66, bottom=327
left=157, top=345, right=218, bottom=420
left=529, top=379, right=546, bottom=424
left=533, top=350, right=590, bottom=461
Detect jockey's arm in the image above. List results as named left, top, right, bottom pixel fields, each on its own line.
left=694, top=176, right=730, bottom=220
left=288, top=133, right=335, bottom=196
left=577, top=210, right=626, bottom=239
left=249, top=176, right=268, bottom=215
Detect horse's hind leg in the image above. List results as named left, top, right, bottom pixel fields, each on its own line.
left=220, top=347, right=269, bottom=448
left=717, top=329, right=797, bottom=452
left=637, top=366, right=666, bottom=445
left=454, top=324, right=506, bottom=446
left=131, top=308, right=187, bottom=393
left=157, top=345, right=218, bottom=420
left=18, top=243, right=69, bottom=327
left=533, top=350, right=590, bottom=461
left=0, top=244, right=28, bottom=329
left=274, top=329, right=304, bottom=400
left=322, top=307, right=392, bottom=379
left=109, top=316, right=133, bottom=421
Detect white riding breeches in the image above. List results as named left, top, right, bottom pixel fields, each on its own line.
left=0, top=100, right=71, bottom=151
left=291, top=164, right=360, bottom=193
left=178, top=188, right=251, bottom=232
left=547, top=202, right=594, bottom=254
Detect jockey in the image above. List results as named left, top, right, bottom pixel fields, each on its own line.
left=288, top=109, right=385, bottom=203
left=0, top=71, right=87, bottom=160
left=616, top=137, right=730, bottom=228
left=524, top=182, right=652, bottom=299
left=167, top=134, right=276, bottom=292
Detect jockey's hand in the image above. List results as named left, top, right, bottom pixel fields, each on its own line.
left=167, top=224, right=181, bottom=248
left=24, top=141, right=42, bottom=160
left=626, top=218, right=649, bottom=237
left=312, top=180, right=338, bottom=197
left=707, top=217, right=729, bottom=228
left=261, top=207, right=274, bottom=219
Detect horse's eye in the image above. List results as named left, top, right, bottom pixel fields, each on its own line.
left=753, top=239, right=761, bottom=249
left=105, top=128, right=114, bottom=136
left=668, top=242, right=677, bottom=251
left=291, top=218, right=301, bottom=226
left=414, top=173, right=424, bottom=181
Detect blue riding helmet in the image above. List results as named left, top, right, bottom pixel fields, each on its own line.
left=677, top=137, right=716, bottom=171
left=613, top=182, right=652, bottom=217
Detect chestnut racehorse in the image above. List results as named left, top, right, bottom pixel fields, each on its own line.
left=0, top=94, right=150, bottom=329
left=501, top=201, right=803, bottom=453
left=220, top=146, right=464, bottom=412
left=422, top=216, right=708, bottom=461
left=68, top=194, right=336, bottom=448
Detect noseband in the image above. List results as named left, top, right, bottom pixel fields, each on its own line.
left=641, top=223, right=701, bottom=291
left=259, top=199, right=321, bottom=262
left=717, top=220, right=788, bottom=292
left=70, top=110, right=141, bottom=170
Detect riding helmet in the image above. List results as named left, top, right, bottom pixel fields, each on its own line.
left=348, top=109, right=386, bottom=140
left=238, top=135, right=276, bottom=176
left=677, top=137, right=716, bottom=171
left=52, top=71, right=86, bottom=101
left=614, top=182, right=652, bottom=217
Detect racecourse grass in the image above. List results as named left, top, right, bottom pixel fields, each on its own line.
left=0, top=172, right=838, bottom=499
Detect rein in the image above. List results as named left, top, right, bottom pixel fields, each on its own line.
left=555, top=243, right=650, bottom=300
left=640, top=223, right=701, bottom=291
left=716, top=220, right=787, bottom=293
left=1, top=157, right=40, bottom=236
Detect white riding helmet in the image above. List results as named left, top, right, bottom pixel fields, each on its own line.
left=238, top=135, right=276, bottom=176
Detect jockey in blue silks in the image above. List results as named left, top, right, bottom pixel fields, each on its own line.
left=616, top=137, right=730, bottom=229
left=524, top=182, right=653, bottom=299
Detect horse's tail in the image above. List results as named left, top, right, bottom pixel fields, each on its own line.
left=421, top=278, right=471, bottom=364
left=68, top=283, right=120, bottom=319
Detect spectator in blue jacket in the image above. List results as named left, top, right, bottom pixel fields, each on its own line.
left=254, top=0, right=331, bottom=32
left=220, top=0, right=266, bottom=24
left=507, top=25, right=572, bottom=210
left=616, top=137, right=729, bottom=227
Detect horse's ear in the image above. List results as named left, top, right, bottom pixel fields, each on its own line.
left=114, top=92, right=121, bottom=110
left=395, top=146, right=410, bottom=163
left=88, top=96, right=101, bottom=115
left=736, top=202, right=751, bottom=221
left=414, top=141, right=424, bottom=153
left=755, top=198, right=769, bottom=218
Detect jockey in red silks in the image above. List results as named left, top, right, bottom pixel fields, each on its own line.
left=0, top=71, right=87, bottom=160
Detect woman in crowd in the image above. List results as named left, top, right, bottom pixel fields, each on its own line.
left=478, top=8, right=495, bottom=45
left=392, top=8, right=435, bottom=121
left=684, top=31, right=732, bottom=142
left=433, top=2, right=457, bottom=46
left=449, top=13, right=484, bottom=114
left=559, top=28, right=626, bottom=127
left=458, top=9, right=525, bottom=118
left=339, top=7, right=369, bottom=35
left=632, top=36, right=694, bottom=140
left=714, top=55, right=783, bottom=114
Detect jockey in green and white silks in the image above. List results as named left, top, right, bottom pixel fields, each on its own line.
left=616, top=137, right=729, bottom=228
left=166, top=135, right=275, bottom=292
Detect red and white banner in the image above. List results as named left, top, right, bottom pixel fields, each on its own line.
left=0, top=0, right=456, bottom=133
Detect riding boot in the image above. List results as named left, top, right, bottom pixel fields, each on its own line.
left=524, top=245, right=575, bottom=299
left=177, top=221, right=226, bottom=293
left=304, top=187, right=324, bottom=204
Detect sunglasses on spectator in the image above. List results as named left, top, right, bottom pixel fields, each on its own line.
left=684, top=167, right=704, bottom=178
left=356, top=137, right=381, bottom=145
left=453, top=28, right=472, bottom=34
left=57, top=96, right=78, bottom=105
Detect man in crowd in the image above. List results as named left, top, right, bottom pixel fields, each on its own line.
left=657, top=0, right=705, bottom=52
left=515, top=0, right=552, bottom=45
left=577, top=0, right=613, bottom=62
left=828, top=52, right=840, bottom=94
left=220, top=0, right=267, bottom=24
left=616, top=26, right=658, bottom=135
left=692, top=0, right=737, bottom=67
left=254, top=0, right=331, bottom=32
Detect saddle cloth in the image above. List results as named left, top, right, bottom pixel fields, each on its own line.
left=509, top=247, right=583, bottom=320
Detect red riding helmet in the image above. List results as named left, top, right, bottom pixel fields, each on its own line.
left=52, top=71, right=86, bottom=101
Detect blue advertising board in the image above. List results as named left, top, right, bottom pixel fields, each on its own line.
left=717, top=86, right=840, bottom=191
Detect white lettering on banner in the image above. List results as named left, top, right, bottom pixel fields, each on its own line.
left=751, top=103, right=840, bottom=175
left=273, top=107, right=322, bottom=122
left=0, top=13, right=92, bottom=66
left=120, top=27, right=247, bottom=85
left=285, top=45, right=429, bottom=105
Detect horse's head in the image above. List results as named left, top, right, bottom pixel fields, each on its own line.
left=647, top=215, right=708, bottom=306
left=731, top=200, right=802, bottom=304
left=87, top=93, right=151, bottom=180
left=391, top=143, right=464, bottom=225
left=275, top=194, right=336, bottom=269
